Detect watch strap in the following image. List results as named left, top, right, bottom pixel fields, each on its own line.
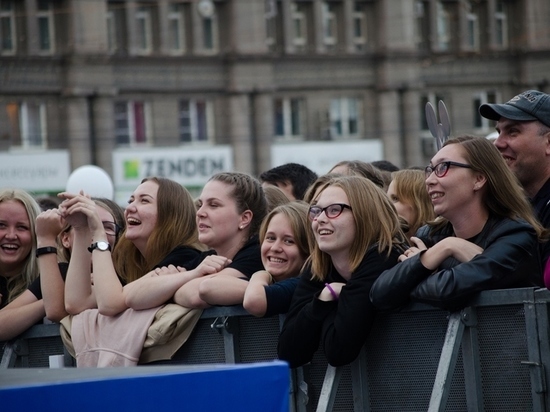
left=36, top=246, right=58, bottom=258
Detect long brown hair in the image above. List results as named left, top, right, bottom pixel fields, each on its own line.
left=113, top=177, right=203, bottom=283
left=309, top=176, right=406, bottom=281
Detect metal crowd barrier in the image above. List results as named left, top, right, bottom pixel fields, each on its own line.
left=2, top=287, right=550, bottom=412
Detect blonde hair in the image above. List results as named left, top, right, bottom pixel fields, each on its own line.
left=114, top=177, right=203, bottom=283
left=0, top=189, right=41, bottom=303
left=309, top=176, right=406, bottom=281
left=390, top=169, right=435, bottom=235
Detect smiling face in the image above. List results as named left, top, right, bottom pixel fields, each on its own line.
left=311, top=186, right=355, bottom=262
left=124, top=180, right=159, bottom=255
left=261, top=213, right=306, bottom=281
left=426, top=144, right=481, bottom=222
left=494, top=118, right=550, bottom=196
left=196, top=180, right=247, bottom=257
left=0, top=200, right=33, bottom=277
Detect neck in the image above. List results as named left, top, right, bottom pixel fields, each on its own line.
left=214, top=234, right=248, bottom=260
left=450, top=206, right=489, bottom=239
left=0, top=262, right=22, bottom=278
left=331, top=253, right=352, bottom=281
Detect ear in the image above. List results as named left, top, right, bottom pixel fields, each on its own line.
left=60, top=231, right=71, bottom=250
left=543, top=130, right=550, bottom=156
left=474, top=173, right=487, bottom=191
left=239, top=210, right=253, bottom=230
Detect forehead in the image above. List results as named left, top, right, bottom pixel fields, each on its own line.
left=97, top=205, right=114, bottom=221
left=200, top=180, right=234, bottom=200
left=266, top=213, right=291, bottom=231
left=0, top=200, right=29, bottom=221
left=431, top=143, right=465, bottom=164
left=316, top=186, right=348, bottom=204
left=133, top=180, right=159, bottom=197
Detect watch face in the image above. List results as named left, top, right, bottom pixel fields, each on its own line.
left=97, top=241, right=110, bottom=251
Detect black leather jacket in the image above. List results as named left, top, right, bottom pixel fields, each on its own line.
left=370, top=215, right=541, bottom=312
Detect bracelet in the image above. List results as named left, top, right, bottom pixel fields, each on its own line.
left=36, top=246, right=57, bottom=258
left=325, top=283, right=339, bottom=301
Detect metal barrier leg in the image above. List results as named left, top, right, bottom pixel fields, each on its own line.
left=316, top=364, right=343, bottom=412
left=0, top=342, right=17, bottom=369
left=428, top=311, right=466, bottom=412
left=460, top=308, right=484, bottom=411
left=350, top=349, right=370, bottom=412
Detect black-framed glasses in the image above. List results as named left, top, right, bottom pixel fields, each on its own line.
left=308, top=203, right=352, bottom=221
left=424, top=161, right=472, bottom=179
left=102, top=221, right=121, bottom=236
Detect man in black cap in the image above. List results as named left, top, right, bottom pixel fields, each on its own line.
left=480, top=90, right=550, bottom=265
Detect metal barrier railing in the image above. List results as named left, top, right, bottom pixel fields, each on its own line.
left=2, top=287, right=550, bottom=412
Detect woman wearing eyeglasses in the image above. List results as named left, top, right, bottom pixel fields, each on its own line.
left=277, top=175, right=407, bottom=368
left=60, top=177, right=202, bottom=316
left=370, top=136, right=544, bottom=312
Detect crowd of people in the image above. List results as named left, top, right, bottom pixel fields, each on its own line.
left=1, top=89, right=550, bottom=368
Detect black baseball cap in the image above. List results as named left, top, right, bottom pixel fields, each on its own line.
left=479, top=90, right=550, bottom=128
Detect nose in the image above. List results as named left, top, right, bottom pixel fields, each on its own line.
left=493, top=133, right=506, bottom=151
left=425, top=170, right=437, bottom=186
left=196, top=204, right=206, bottom=217
left=271, top=239, right=283, bottom=251
left=4, top=226, right=17, bottom=239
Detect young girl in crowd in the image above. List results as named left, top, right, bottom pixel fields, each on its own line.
left=370, top=136, right=544, bottom=312
left=0, top=198, right=124, bottom=341
left=172, top=172, right=267, bottom=308
left=61, top=177, right=202, bottom=315
left=386, top=169, right=435, bottom=238
left=0, top=189, right=41, bottom=340
left=243, top=202, right=312, bottom=317
left=277, top=175, right=407, bottom=368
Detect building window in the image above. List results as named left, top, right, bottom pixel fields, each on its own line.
left=291, top=2, right=307, bottom=49
left=106, top=9, right=117, bottom=53
left=6, top=102, right=47, bottom=148
left=274, top=98, right=303, bottom=140
left=168, top=3, right=186, bottom=54
left=436, top=1, right=451, bottom=51
left=37, top=0, right=55, bottom=54
left=330, top=98, right=360, bottom=139
left=114, top=101, right=150, bottom=146
left=415, top=1, right=429, bottom=51
left=265, top=0, right=277, bottom=48
left=0, top=0, right=15, bottom=54
left=135, top=6, right=152, bottom=55
left=465, top=4, right=479, bottom=51
left=322, top=2, right=337, bottom=47
left=420, top=93, right=445, bottom=131
left=179, top=100, right=214, bottom=143
left=352, top=2, right=367, bottom=51
left=473, top=91, right=499, bottom=130
left=494, top=0, right=508, bottom=48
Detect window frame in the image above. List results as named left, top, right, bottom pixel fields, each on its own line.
left=114, top=101, right=151, bottom=147
left=178, top=99, right=215, bottom=144
left=0, top=0, right=16, bottom=55
left=329, top=97, right=361, bottom=140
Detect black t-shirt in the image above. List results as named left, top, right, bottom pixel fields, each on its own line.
left=154, top=245, right=202, bottom=271
left=0, top=275, right=8, bottom=310
left=27, top=262, right=69, bottom=300
left=187, top=236, right=263, bottom=279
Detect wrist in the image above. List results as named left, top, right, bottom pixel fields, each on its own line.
left=37, top=237, right=58, bottom=247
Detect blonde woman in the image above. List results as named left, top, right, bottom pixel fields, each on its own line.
left=278, top=176, right=407, bottom=368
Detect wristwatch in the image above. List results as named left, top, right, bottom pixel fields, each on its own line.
left=88, top=241, right=111, bottom=253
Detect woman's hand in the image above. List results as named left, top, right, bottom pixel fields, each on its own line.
left=442, top=237, right=484, bottom=262
left=195, top=255, right=232, bottom=277
left=35, top=209, right=65, bottom=244
left=318, top=282, right=345, bottom=302
left=398, top=237, right=428, bottom=262
left=58, top=191, right=104, bottom=236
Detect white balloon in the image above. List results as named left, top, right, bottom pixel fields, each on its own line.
left=66, top=165, right=114, bottom=200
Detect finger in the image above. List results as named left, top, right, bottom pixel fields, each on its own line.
left=398, top=254, right=407, bottom=262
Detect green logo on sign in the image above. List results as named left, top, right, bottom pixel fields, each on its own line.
left=124, top=160, right=140, bottom=179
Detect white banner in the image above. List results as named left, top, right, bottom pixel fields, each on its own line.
left=0, top=150, right=70, bottom=193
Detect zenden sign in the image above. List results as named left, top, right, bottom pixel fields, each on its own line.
left=113, top=146, right=233, bottom=193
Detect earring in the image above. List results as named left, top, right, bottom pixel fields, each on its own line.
left=239, top=226, right=243, bottom=230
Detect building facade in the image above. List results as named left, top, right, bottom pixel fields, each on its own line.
left=1, top=0, right=549, bottom=194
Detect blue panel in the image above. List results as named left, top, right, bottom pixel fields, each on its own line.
left=0, top=361, right=290, bottom=412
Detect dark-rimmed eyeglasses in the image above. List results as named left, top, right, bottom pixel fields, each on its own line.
left=424, top=161, right=472, bottom=179
left=308, top=203, right=352, bottom=221
left=102, top=221, right=121, bottom=237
